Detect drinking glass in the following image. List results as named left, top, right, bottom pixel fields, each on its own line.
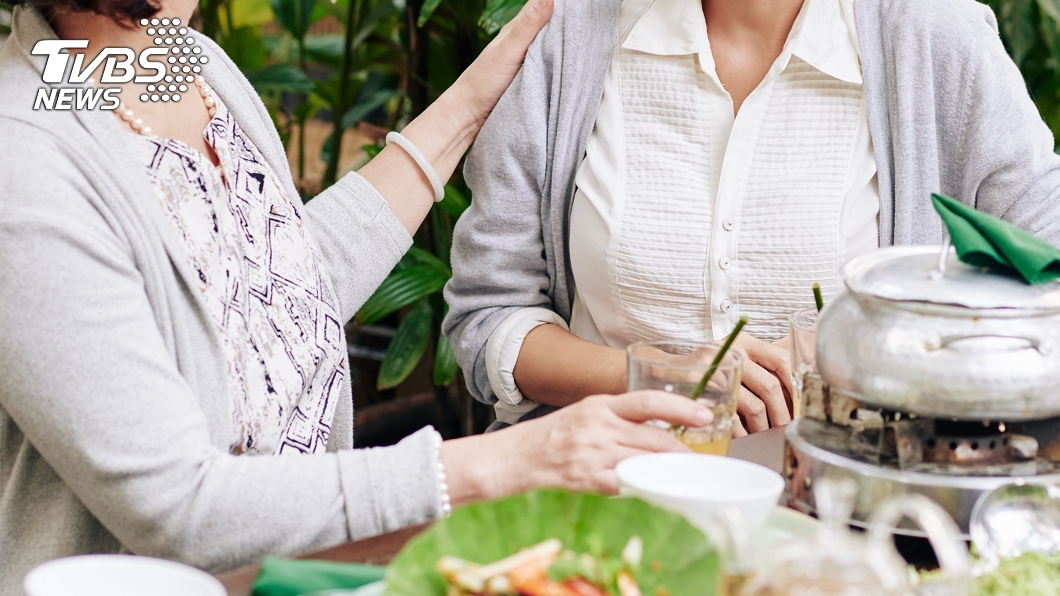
left=789, top=308, right=818, bottom=419
left=627, top=341, right=743, bottom=456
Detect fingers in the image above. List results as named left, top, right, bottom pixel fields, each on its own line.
left=613, top=420, right=692, bottom=453
left=605, top=391, right=713, bottom=427
left=732, top=413, right=748, bottom=437
left=744, top=336, right=794, bottom=397
left=740, top=359, right=792, bottom=427
left=737, top=385, right=769, bottom=433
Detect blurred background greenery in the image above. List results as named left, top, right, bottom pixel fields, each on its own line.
left=0, top=0, right=1058, bottom=442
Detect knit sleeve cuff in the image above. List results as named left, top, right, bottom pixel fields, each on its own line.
left=336, top=427, right=443, bottom=540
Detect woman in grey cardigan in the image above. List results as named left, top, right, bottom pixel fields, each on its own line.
left=444, top=0, right=1060, bottom=432
left=0, top=0, right=713, bottom=591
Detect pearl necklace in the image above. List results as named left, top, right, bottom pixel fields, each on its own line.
left=113, top=76, right=217, bottom=136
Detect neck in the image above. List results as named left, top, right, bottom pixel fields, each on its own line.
left=704, top=0, right=805, bottom=47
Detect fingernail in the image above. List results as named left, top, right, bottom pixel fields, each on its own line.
left=694, top=407, right=713, bottom=426
left=535, top=0, right=550, bottom=11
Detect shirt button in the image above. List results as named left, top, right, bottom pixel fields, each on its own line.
left=720, top=299, right=733, bottom=313
left=719, top=256, right=731, bottom=270
left=723, top=217, right=735, bottom=231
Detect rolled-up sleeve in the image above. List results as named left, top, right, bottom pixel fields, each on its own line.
left=484, top=307, right=568, bottom=423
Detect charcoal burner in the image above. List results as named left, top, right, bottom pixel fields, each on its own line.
left=783, top=374, right=1060, bottom=538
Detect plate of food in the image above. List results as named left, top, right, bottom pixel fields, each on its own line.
left=383, top=490, right=720, bottom=596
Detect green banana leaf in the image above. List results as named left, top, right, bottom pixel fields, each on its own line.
left=356, top=264, right=450, bottom=325
left=384, top=490, right=719, bottom=596
left=378, top=302, right=433, bottom=389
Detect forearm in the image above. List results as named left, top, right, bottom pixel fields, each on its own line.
left=358, top=95, right=478, bottom=235
left=513, top=324, right=627, bottom=407
left=356, top=0, right=552, bottom=236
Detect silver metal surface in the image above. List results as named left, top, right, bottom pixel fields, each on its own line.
left=817, top=248, right=1060, bottom=420
left=783, top=420, right=1060, bottom=538
left=970, top=483, right=1060, bottom=572
left=845, top=246, right=1060, bottom=310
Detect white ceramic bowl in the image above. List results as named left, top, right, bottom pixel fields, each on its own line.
left=24, top=555, right=226, bottom=596
left=616, top=453, right=785, bottom=533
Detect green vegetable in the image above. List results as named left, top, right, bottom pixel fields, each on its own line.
left=689, top=316, right=748, bottom=399
left=812, top=283, right=824, bottom=312
left=973, top=552, right=1060, bottom=596
left=383, top=490, right=718, bottom=596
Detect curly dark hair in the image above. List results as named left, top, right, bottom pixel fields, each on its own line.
left=11, top=0, right=160, bottom=26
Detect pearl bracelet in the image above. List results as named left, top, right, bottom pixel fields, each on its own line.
left=386, top=131, right=445, bottom=203
left=431, top=430, right=452, bottom=517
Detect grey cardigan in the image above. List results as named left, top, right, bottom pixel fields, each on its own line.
left=0, top=7, right=441, bottom=594
left=444, top=0, right=1060, bottom=421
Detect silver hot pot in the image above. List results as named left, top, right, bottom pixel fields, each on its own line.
left=817, top=245, right=1060, bottom=421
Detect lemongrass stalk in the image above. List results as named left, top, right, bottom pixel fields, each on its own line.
left=689, top=316, right=748, bottom=399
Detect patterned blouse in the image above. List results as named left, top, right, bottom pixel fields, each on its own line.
left=127, top=82, right=348, bottom=456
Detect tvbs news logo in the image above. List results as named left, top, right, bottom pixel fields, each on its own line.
left=31, top=17, right=208, bottom=111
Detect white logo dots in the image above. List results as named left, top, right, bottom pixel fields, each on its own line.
left=140, top=17, right=200, bottom=103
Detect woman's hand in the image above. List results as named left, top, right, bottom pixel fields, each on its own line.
left=730, top=334, right=792, bottom=435
left=448, top=0, right=555, bottom=131
left=441, top=391, right=712, bottom=506
left=358, top=0, right=553, bottom=234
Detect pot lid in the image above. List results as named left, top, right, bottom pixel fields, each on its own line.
left=844, top=246, right=1060, bottom=310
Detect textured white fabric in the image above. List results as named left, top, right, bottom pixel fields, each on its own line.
left=485, top=307, right=568, bottom=424
left=484, top=0, right=879, bottom=405
left=129, top=83, right=348, bottom=456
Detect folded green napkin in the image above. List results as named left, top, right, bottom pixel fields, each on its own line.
left=932, top=193, right=1060, bottom=284
left=251, top=556, right=387, bottom=596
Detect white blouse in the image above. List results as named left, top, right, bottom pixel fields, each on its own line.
left=128, top=83, right=349, bottom=455
left=487, top=0, right=880, bottom=424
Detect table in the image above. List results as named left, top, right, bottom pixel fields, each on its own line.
left=216, top=426, right=787, bottom=596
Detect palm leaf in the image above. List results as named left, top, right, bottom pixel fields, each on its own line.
left=378, top=303, right=433, bottom=389
left=356, top=265, right=450, bottom=325
left=433, top=333, right=459, bottom=386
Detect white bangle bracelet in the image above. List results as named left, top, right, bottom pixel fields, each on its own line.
left=386, top=131, right=445, bottom=203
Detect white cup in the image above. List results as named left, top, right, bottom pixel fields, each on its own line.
left=24, top=555, right=227, bottom=596
left=616, top=452, right=784, bottom=534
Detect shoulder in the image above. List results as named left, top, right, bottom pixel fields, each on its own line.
left=857, top=0, right=1009, bottom=89
left=859, top=0, right=999, bottom=52
left=863, top=0, right=996, bottom=30
left=527, top=0, right=618, bottom=68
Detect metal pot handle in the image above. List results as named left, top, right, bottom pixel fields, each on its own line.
left=933, top=334, right=1047, bottom=354
left=867, top=494, right=970, bottom=596
left=929, top=233, right=952, bottom=281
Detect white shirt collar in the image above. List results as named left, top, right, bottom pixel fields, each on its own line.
left=621, top=0, right=863, bottom=85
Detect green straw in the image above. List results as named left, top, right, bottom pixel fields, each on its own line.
left=813, top=283, right=824, bottom=312
left=689, top=316, right=748, bottom=399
